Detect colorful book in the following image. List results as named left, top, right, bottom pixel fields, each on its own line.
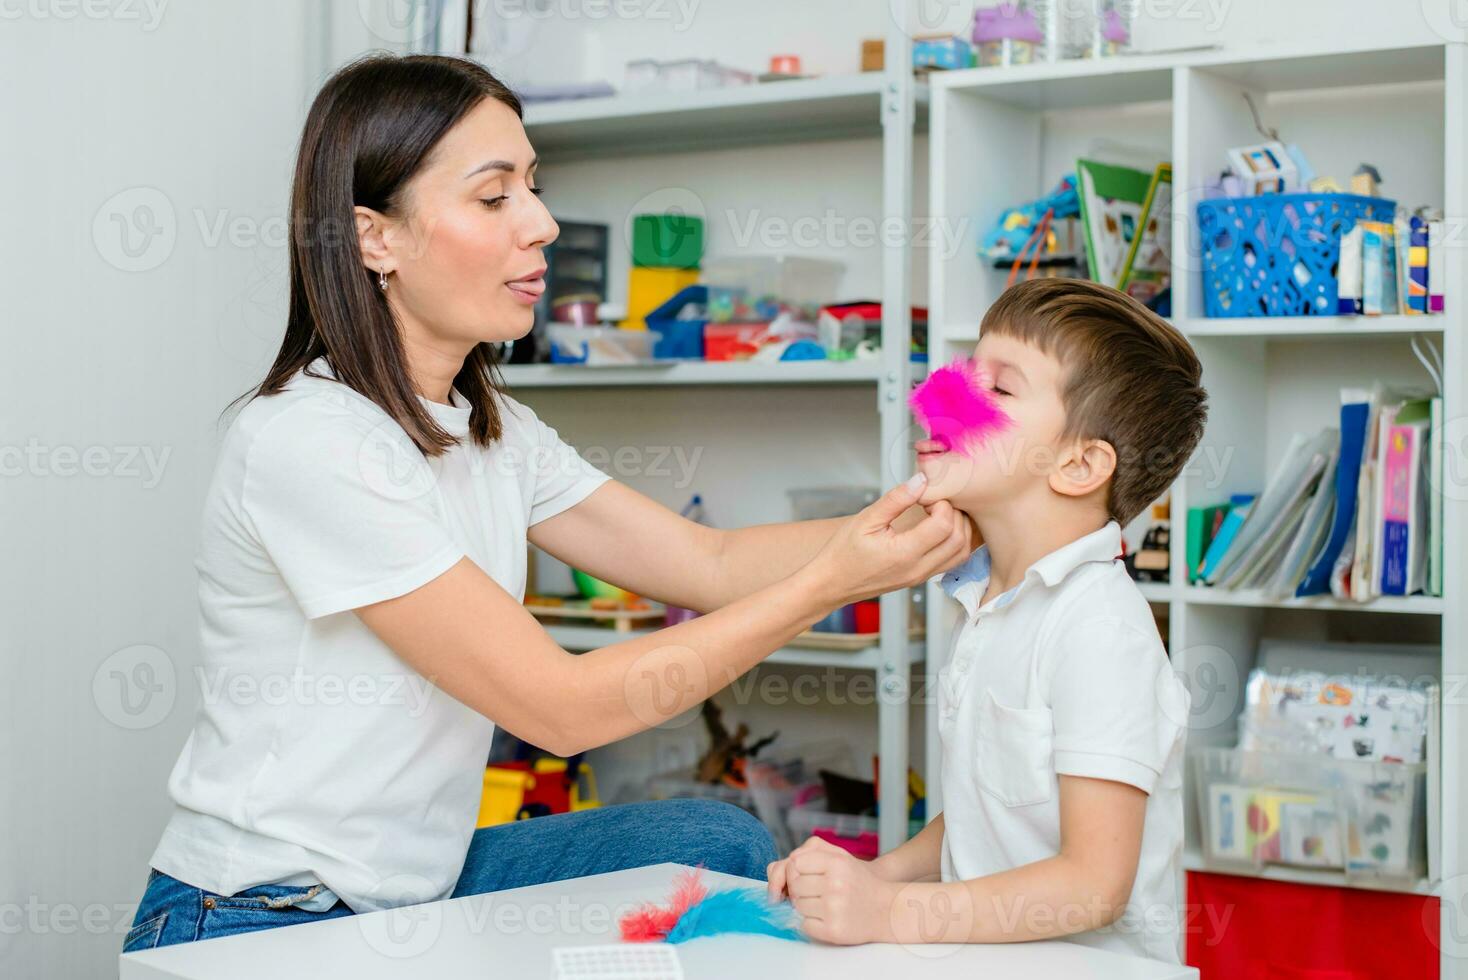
left=1429, top=396, right=1444, bottom=596
left=1428, top=219, right=1446, bottom=313
left=1266, top=433, right=1339, bottom=598
left=1296, top=393, right=1369, bottom=596
left=1381, top=400, right=1431, bottom=595
left=1360, top=221, right=1398, bottom=316
left=1407, top=215, right=1429, bottom=314
left=1186, top=503, right=1230, bottom=584
left=1337, top=225, right=1363, bottom=315
left=1075, top=159, right=1160, bottom=290
left=1197, top=494, right=1255, bottom=584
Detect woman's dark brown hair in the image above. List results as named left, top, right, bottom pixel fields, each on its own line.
left=248, top=53, right=523, bottom=454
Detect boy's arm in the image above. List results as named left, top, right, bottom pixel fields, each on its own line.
left=780, top=775, right=1144, bottom=946
left=871, top=812, right=945, bottom=882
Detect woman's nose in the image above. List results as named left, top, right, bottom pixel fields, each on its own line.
left=521, top=191, right=559, bottom=251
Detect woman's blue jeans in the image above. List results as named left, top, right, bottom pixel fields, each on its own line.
left=123, top=798, right=775, bottom=952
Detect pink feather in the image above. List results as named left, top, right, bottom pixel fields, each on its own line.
left=619, top=868, right=709, bottom=942
left=908, top=359, right=1012, bottom=455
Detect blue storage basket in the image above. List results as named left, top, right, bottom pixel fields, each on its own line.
left=1197, top=193, right=1395, bottom=317
left=644, top=284, right=708, bottom=360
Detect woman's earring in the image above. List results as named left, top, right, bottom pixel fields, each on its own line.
left=378, top=269, right=388, bottom=291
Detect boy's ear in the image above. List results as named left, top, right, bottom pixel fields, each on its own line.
left=354, top=205, right=395, bottom=275
left=1048, top=437, right=1117, bottom=500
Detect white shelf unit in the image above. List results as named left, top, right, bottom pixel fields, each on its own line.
left=484, top=34, right=925, bottom=852
left=927, top=38, right=1464, bottom=970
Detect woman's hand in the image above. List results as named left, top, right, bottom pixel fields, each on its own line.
left=803, top=473, right=974, bottom=608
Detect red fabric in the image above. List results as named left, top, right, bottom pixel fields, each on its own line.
left=1186, top=871, right=1439, bottom=979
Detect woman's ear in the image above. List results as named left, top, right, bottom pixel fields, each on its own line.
left=1048, top=437, right=1117, bottom=499
left=354, top=205, right=394, bottom=275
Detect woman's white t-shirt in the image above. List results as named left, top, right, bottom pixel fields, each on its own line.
left=149, top=358, right=609, bottom=912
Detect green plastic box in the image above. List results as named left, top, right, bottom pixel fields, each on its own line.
left=631, top=213, right=703, bottom=268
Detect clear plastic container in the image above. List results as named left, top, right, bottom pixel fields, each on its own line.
left=700, top=256, right=846, bottom=319
left=1192, top=746, right=1427, bottom=885
left=546, top=324, right=662, bottom=365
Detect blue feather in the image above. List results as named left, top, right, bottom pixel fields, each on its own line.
left=665, top=888, right=804, bottom=944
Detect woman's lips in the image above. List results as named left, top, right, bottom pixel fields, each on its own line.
left=505, top=269, right=547, bottom=304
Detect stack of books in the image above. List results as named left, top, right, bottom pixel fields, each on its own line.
left=1338, top=212, right=1447, bottom=316
left=1188, top=387, right=1444, bottom=600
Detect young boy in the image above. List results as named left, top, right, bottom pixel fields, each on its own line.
left=768, top=278, right=1206, bottom=964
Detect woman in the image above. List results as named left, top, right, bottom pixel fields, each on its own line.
left=124, top=53, right=972, bottom=952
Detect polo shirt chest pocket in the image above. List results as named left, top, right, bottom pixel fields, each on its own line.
left=975, top=689, right=1054, bottom=807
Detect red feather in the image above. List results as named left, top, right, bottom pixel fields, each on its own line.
left=619, top=868, right=709, bottom=942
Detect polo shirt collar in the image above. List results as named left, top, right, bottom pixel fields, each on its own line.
left=940, top=520, right=1123, bottom=617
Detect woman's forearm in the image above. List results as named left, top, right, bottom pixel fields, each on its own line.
left=703, top=517, right=847, bottom=609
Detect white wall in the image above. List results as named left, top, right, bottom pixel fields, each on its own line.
left=2, top=2, right=1457, bottom=978
left=0, top=3, right=349, bottom=976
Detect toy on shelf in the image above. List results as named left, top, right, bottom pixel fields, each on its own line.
left=696, top=700, right=778, bottom=790
left=478, top=749, right=601, bottom=828
left=913, top=35, right=973, bottom=72
left=979, top=175, right=1083, bottom=281
left=620, top=868, right=801, bottom=944
left=1352, top=163, right=1384, bottom=198
left=817, top=302, right=929, bottom=362
left=1125, top=499, right=1171, bottom=583
left=972, top=2, right=1045, bottom=67
left=1091, top=0, right=1133, bottom=58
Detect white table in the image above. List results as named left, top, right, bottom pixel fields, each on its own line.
left=120, top=863, right=1198, bottom=979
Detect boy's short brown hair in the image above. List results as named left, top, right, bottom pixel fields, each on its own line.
left=981, top=278, right=1207, bottom=525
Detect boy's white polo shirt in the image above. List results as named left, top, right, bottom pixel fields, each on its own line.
left=936, top=521, right=1190, bottom=964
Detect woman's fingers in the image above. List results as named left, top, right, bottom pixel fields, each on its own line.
left=767, top=858, right=790, bottom=902
left=855, top=474, right=928, bottom=533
